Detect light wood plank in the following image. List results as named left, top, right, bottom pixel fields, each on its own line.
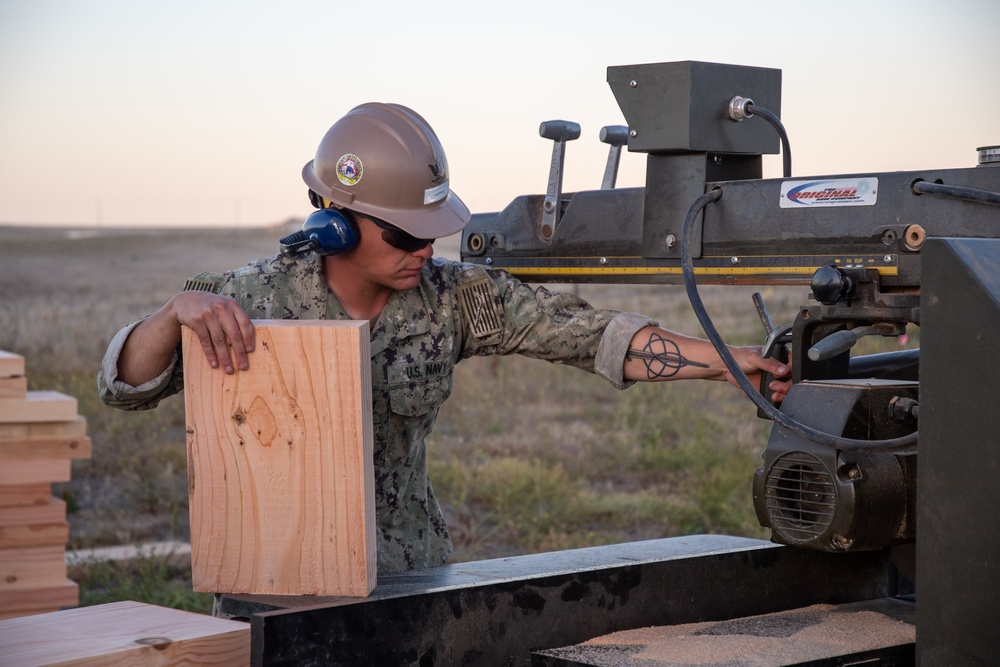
left=0, top=484, right=53, bottom=508
left=0, top=416, right=87, bottom=441
left=0, top=436, right=92, bottom=461
left=0, top=545, right=67, bottom=590
left=0, top=579, right=78, bottom=614
left=183, top=320, right=376, bottom=597
left=0, top=392, right=78, bottom=424
left=0, top=459, right=71, bottom=485
left=0, top=351, right=25, bottom=379
left=0, top=523, right=69, bottom=549
left=0, top=600, right=250, bottom=667
left=0, top=497, right=65, bottom=526
left=0, top=377, right=27, bottom=400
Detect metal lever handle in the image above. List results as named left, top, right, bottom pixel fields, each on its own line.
left=807, top=326, right=879, bottom=361
left=599, top=125, right=628, bottom=190
left=538, top=120, right=580, bottom=241
left=752, top=292, right=792, bottom=419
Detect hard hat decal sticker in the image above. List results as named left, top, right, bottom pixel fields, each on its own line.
left=336, top=154, right=363, bottom=186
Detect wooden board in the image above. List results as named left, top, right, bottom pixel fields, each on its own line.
left=0, top=392, right=78, bottom=424
left=0, top=416, right=87, bottom=441
left=0, top=351, right=25, bottom=379
left=0, top=497, right=65, bottom=526
left=183, top=320, right=376, bottom=597
left=0, top=459, right=71, bottom=485
left=0, top=497, right=68, bottom=548
left=0, top=484, right=54, bottom=508
left=0, top=545, right=67, bottom=590
left=0, top=579, right=78, bottom=616
left=0, top=600, right=250, bottom=667
left=0, top=376, right=27, bottom=400
left=0, top=436, right=92, bottom=461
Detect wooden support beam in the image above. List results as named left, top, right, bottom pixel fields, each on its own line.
left=183, top=320, right=376, bottom=597
left=0, top=600, right=250, bottom=667
left=0, top=392, right=78, bottom=424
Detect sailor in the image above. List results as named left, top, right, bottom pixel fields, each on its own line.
left=98, top=102, right=790, bottom=572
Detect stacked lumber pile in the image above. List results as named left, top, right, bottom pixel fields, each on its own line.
left=0, top=350, right=91, bottom=620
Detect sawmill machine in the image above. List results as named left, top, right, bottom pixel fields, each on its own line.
left=221, top=61, right=1000, bottom=666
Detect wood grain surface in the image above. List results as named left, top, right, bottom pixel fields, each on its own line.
left=183, top=320, right=376, bottom=597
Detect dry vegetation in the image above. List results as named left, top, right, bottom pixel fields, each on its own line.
left=0, top=224, right=814, bottom=598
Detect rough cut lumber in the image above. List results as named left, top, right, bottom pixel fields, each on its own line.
left=0, top=376, right=27, bottom=400
left=0, top=415, right=87, bottom=441
left=0, top=484, right=53, bottom=508
left=0, top=351, right=25, bottom=379
left=0, top=498, right=68, bottom=549
left=0, top=392, right=78, bottom=424
left=183, top=320, right=376, bottom=597
left=0, top=522, right=69, bottom=549
left=0, top=579, right=77, bottom=616
left=0, top=600, right=251, bottom=667
left=0, top=459, right=71, bottom=485
left=0, top=435, right=92, bottom=461
left=0, top=545, right=67, bottom=590
left=0, top=497, right=65, bottom=526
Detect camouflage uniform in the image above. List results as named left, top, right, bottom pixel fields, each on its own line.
left=98, top=253, right=655, bottom=572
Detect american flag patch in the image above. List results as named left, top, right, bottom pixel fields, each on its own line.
left=458, top=277, right=502, bottom=339
left=182, top=278, right=219, bottom=293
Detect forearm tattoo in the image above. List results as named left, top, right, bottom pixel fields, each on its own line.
left=626, top=333, right=710, bottom=379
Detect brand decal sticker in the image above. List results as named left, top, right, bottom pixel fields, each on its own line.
left=780, top=178, right=878, bottom=208
left=336, top=154, right=363, bottom=186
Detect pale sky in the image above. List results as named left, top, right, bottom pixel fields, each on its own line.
left=1, top=0, right=997, bottom=227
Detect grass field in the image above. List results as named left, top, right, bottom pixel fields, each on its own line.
left=1, top=223, right=817, bottom=609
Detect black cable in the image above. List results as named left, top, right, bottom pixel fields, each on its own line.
left=912, top=180, right=1000, bottom=207
left=680, top=188, right=918, bottom=451
left=745, top=103, right=792, bottom=178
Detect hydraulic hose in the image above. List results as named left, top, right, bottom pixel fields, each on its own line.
left=912, top=179, right=1000, bottom=207
left=745, top=103, right=792, bottom=178
left=680, top=188, right=918, bottom=451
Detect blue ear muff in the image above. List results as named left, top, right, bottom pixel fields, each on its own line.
left=279, top=209, right=361, bottom=257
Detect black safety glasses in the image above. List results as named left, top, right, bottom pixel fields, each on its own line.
left=367, top=215, right=434, bottom=253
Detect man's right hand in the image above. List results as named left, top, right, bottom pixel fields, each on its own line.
left=117, top=291, right=255, bottom=387
left=169, top=291, right=256, bottom=374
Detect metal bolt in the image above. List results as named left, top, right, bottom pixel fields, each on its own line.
left=629, top=79, right=638, bottom=88
left=485, top=257, right=493, bottom=265
left=665, top=234, right=677, bottom=248
left=629, top=129, right=637, bottom=138
left=832, top=533, right=854, bottom=550
left=599, top=257, right=608, bottom=265
left=847, top=468, right=860, bottom=480
left=883, top=255, right=892, bottom=263
left=731, top=256, right=740, bottom=265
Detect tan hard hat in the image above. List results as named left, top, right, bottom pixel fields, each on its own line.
left=302, top=103, right=470, bottom=239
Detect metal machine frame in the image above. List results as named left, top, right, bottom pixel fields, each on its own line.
left=223, top=61, right=1000, bottom=665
